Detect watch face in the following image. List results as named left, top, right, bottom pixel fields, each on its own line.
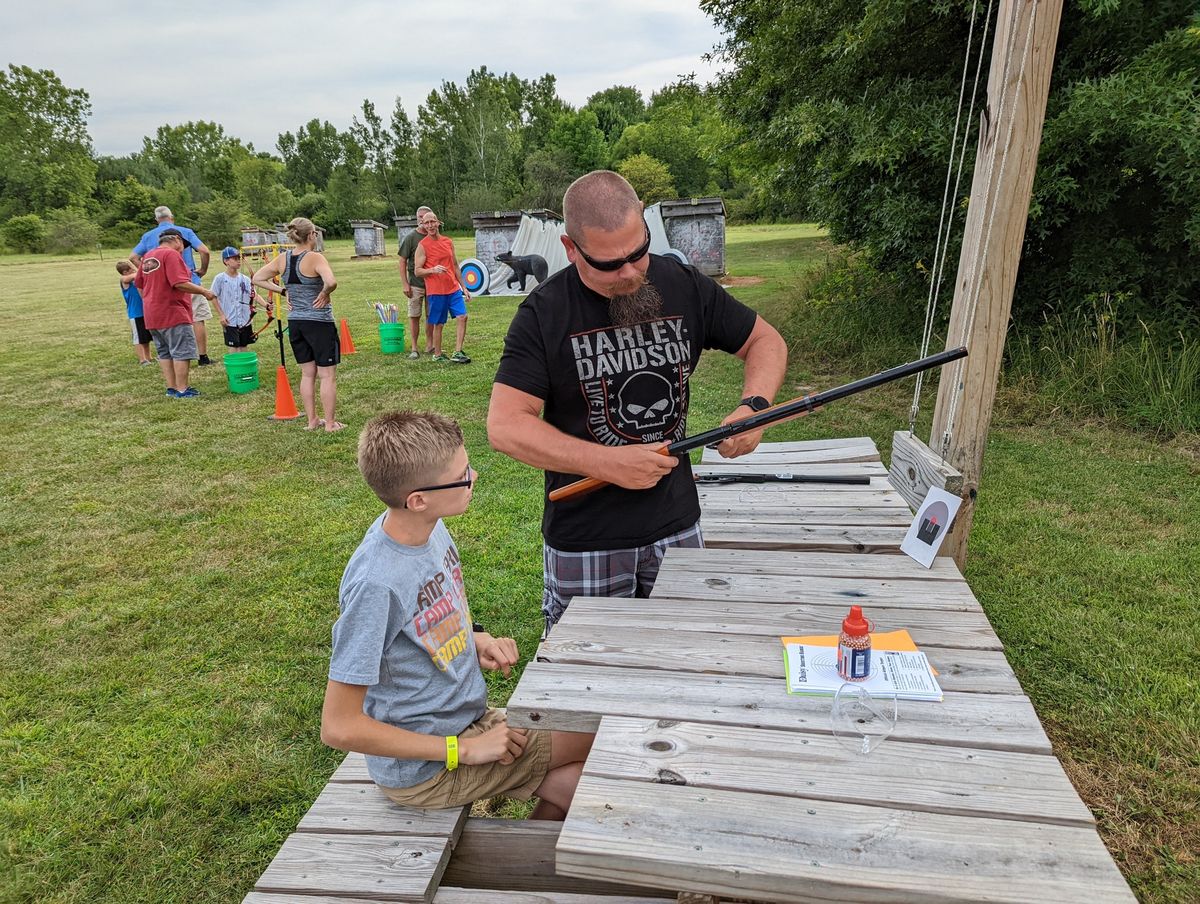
left=743, top=396, right=770, bottom=411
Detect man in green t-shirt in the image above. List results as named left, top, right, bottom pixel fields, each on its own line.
left=398, top=205, right=434, bottom=359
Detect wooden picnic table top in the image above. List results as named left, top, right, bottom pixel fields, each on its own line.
left=505, top=439, right=1133, bottom=902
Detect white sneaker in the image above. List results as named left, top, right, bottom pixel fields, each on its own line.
left=408, top=350, right=420, bottom=360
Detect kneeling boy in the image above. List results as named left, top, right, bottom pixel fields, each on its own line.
left=321, top=411, right=591, bottom=818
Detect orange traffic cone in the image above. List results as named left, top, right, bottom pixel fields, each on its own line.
left=339, top=318, right=357, bottom=354
left=267, top=365, right=301, bottom=421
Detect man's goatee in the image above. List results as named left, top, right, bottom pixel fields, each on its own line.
left=608, top=280, right=664, bottom=327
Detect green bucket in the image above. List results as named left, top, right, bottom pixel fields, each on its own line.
left=224, top=351, right=260, bottom=393
left=379, top=321, right=406, bottom=354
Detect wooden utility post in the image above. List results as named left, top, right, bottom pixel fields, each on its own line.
left=930, top=0, right=1064, bottom=567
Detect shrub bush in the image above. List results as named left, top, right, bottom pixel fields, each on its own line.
left=2, top=213, right=47, bottom=252
left=44, top=208, right=100, bottom=254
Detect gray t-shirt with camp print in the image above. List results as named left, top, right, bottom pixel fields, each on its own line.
left=329, top=515, right=487, bottom=789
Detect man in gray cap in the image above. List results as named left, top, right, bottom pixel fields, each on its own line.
left=130, top=206, right=215, bottom=364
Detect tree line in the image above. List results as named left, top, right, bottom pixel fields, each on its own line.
left=0, top=64, right=749, bottom=255
left=2, top=0, right=1196, bottom=338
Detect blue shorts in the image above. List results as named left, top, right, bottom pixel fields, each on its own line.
left=428, top=290, right=467, bottom=325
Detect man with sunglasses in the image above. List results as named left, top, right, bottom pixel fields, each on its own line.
left=488, top=170, right=788, bottom=635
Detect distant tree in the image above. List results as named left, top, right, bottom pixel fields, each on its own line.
left=520, top=74, right=572, bottom=154
left=545, top=109, right=609, bottom=174
left=98, top=176, right=156, bottom=226
left=233, top=156, right=296, bottom=223
left=585, top=86, right=647, bottom=143
left=521, top=147, right=575, bottom=210
left=1, top=213, right=46, bottom=252
left=141, top=121, right=248, bottom=200
left=277, top=119, right=345, bottom=193
left=618, top=153, right=677, bottom=204
left=0, top=65, right=97, bottom=217
left=352, top=99, right=402, bottom=217
left=612, top=79, right=718, bottom=197
left=191, top=194, right=250, bottom=250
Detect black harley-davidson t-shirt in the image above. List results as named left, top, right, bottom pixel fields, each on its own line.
left=494, top=255, right=758, bottom=552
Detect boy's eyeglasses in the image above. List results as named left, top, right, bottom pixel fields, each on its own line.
left=405, top=463, right=476, bottom=508
left=574, top=223, right=652, bottom=272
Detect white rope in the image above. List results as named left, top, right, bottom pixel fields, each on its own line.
left=941, top=0, right=1041, bottom=459
left=910, top=0, right=993, bottom=433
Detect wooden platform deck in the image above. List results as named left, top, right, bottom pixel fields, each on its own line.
left=245, top=437, right=1132, bottom=903
left=507, top=438, right=1134, bottom=902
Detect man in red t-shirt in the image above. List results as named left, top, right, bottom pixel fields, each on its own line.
left=135, top=229, right=219, bottom=398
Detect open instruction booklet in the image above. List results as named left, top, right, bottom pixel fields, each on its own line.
left=781, top=630, right=944, bottom=701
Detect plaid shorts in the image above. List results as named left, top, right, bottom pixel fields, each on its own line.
left=542, top=520, right=703, bottom=637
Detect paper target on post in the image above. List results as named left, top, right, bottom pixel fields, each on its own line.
left=901, top=486, right=963, bottom=567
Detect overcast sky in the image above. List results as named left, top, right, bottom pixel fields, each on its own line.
left=1, top=1, right=729, bottom=157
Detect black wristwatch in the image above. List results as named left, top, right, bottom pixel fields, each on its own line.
left=740, top=395, right=771, bottom=412
left=471, top=621, right=486, bottom=633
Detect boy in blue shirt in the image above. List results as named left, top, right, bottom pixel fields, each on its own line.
left=321, top=410, right=592, bottom=818
left=116, top=259, right=153, bottom=365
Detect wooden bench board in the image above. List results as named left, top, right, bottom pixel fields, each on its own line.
left=507, top=661, right=1049, bottom=753
left=584, top=716, right=1094, bottom=827
left=557, top=776, right=1133, bottom=904
left=659, top=546, right=965, bottom=580
left=297, top=783, right=468, bottom=837
left=253, top=832, right=454, bottom=902
left=702, top=523, right=911, bottom=553
left=700, top=438, right=882, bottom=462
left=649, top=572, right=982, bottom=611
left=246, top=891, right=670, bottom=904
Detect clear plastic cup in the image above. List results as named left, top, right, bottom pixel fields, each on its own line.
left=831, top=683, right=898, bottom=755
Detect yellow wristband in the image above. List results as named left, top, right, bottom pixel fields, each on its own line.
left=445, top=735, right=459, bottom=771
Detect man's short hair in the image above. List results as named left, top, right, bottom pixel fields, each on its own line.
left=416, top=205, right=432, bottom=216
left=562, top=170, right=642, bottom=241
left=154, top=206, right=173, bottom=221
left=358, top=410, right=464, bottom=508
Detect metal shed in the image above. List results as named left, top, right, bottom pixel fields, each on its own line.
left=350, top=220, right=387, bottom=258
left=657, top=197, right=727, bottom=277
left=471, top=208, right=562, bottom=272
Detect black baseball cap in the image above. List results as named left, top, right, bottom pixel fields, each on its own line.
left=158, top=227, right=192, bottom=249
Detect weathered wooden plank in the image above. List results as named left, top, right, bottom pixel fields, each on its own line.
left=698, top=480, right=907, bottom=500
left=700, top=436, right=879, bottom=457
left=254, top=832, right=453, bottom=902
left=888, top=429, right=964, bottom=512
left=699, top=443, right=881, bottom=464
left=695, top=460, right=888, bottom=476
left=587, top=717, right=1094, bottom=828
left=702, top=522, right=909, bottom=553
left=660, top=546, right=964, bottom=581
left=699, top=503, right=915, bottom=526
left=330, top=751, right=373, bottom=783
left=538, top=626, right=1017, bottom=694
left=556, top=777, right=1134, bottom=903
left=649, top=572, right=982, bottom=611
left=247, top=893, right=671, bottom=904
left=554, top=597, right=1001, bottom=649
left=507, top=662, right=1049, bottom=753
left=297, top=783, right=468, bottom=837
left=441, top=818, right=672, bottom=898
left=436, top=890, right=675, bottom=903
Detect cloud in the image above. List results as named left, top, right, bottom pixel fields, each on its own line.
left=2, top=0, right=727, bottom=156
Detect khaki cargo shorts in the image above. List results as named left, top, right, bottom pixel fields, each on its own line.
left=378, top=708, right=552, bottom=809
left=406, top=284, right=426, bottom=320
left=191, top=295, right=213, bottom=321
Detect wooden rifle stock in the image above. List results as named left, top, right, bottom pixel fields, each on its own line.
left=547, top=346, right=968, bottom=503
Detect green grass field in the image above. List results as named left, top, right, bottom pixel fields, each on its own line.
left=0, top=227, right=1195, bottom=902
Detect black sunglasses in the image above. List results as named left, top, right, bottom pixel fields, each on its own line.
left=404, top=462, right=476, bottom=508
left=574, top=223, right=652, bottom=272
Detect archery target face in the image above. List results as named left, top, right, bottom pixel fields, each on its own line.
left=459, top=258, right=489, bottom=295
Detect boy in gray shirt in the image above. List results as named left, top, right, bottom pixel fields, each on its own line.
left=321, top=410, right=592, bottom=818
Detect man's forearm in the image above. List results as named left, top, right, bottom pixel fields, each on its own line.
left=489, top=412, right=613, bottom=479
left=739, top=325, right=789, bottom=403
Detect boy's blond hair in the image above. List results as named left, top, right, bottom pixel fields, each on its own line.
left=358, top=411, right=464, bottom=508
left=115, top=259, right=135, bottom=274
